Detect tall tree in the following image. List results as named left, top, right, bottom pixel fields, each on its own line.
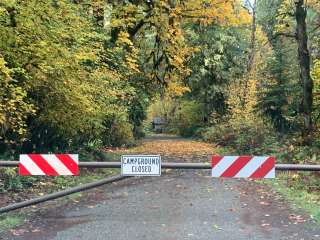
left=261, top=0, right=315, bottom=134
left=257, top=0, right=300, bottom=132
left=295, top=0, right=313, bottom=133
left=247, top=0, right=257, bottom=73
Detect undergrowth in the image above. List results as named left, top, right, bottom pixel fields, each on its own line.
left=262, top=172, right=320, bottom=223
left=0, top=214, right=24, bottom=232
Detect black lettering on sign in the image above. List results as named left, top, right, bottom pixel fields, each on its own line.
left=131, top=166, right=152, bottom=173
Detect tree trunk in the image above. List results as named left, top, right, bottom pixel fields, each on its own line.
left=241, top=0, right=257, bottom=108
left=247, top=0, right=257, bottom=73
left=104, top=3, right=113, bottom=31
left=295, top=0, right=314, bottom=133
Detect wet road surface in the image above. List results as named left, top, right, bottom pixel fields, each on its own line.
left=3, top=170, right=320, bottom=240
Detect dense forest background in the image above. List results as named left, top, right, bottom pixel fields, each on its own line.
left=0, top=0, right=319, bottom=165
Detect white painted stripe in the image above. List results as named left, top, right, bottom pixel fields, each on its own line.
left=20, top=155, right=45, bottom=175
left=212, top=156, right=238, bottom=177
left=69, top=154, right=79, bottom=164
left=264, top=168, right=275, bottom=178
left=43, top=155, right=73, bottom=175
left=234, top=156, right=268, bottom=178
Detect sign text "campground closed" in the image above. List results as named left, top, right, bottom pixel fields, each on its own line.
left=121, top=155, right=161, bottom=176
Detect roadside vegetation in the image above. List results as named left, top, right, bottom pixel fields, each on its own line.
left=263, top=172, right=320, bottom=222
left=0, top=0, right=319, bottom=221
left=0, top=214, right=23, bottom=231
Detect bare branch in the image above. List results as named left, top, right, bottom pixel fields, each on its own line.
left=245, top=0, right=253, bottom=10
left=263, top=32, right=297, bottom=46
left=274, top=32, right=297, bottom=38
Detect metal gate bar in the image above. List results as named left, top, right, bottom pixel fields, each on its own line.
left=1, top=161, right=320, bottom=171
left=1, top=162, right=320, bottom=214
left=0, top=175, right=130, bottom=214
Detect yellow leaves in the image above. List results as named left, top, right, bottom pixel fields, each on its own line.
left=116, top=31, right=140, bottom=73
left=312, top=60, right=320, bottom=81
left=0, top=57, right=34, bottom=138
left=0, top=81, right=36, bottom=139
left=170, top=6, right=182, bottom=18
left=0, top=113, right=5, bottom=125
left=221, top=1, right=251, bottom=26
left=181, top=0, right=250, bottom=26
left=74, top=51, right=97, bottom=62
left=116, top=31, right=141, bottom=73
left=0, top=0, right=16, bottom=7
left=0, top=7, right=7, bottom=16
left=167, top=82, right=191, bottom=97
left=111, top=3, right=142, bottom=29
left=111, top=0, right=252, bottom=95
left=238, top=9, right=252, bottom=25
left=0, top=56, right=11, bottom=80
left=227, top=76, right=258, bottom=122
left=311, top=60, right=320, bottom=109
left=117, top=31, right=133, bottom=46
left=256, top=27, right=269, bottom=46
left=111, top=18, right=123, bottom=28
left=171, top=55, right=184, bottom=68
left=308, top=0, right=320, bottom=12
left=274, top=0, right=295, bottom=34
left=125, top=55, right=140, bottom=73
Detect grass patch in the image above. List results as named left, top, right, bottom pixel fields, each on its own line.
left=262, top=172, right=320, bottom=223
left=0, top=214, right=24, bottom=232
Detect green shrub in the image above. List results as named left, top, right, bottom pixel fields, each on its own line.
left=102, top=116, right=135, bottom=147
left=110, top=120, right=135, bottom=146
left=0, top=168, right=37, bottom=192
left=168, top=100, right=204, bottom=137
left=273, top=134, right=320, bottom=164
left=147, top=98, right=205, bottom=137
left=199, top=117, right=278, bottom=155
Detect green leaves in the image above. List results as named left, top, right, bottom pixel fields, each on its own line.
left=185, top=25, right=249, bottom=118
left=0, top=0, right=137, bottom=151
left=0, top=56, right=35, bottom=143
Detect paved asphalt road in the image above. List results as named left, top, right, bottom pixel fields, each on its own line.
left=2, top=136, right=320, bottom=240
left=4, top=170, right=320, bottom=240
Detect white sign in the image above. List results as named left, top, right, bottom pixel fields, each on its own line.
left=121, top=155, right=161, bottom=176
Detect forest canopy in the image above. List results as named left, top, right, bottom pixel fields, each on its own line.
left=0, top=0, right=319, bottom=157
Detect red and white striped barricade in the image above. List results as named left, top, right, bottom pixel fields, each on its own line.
left=211, top=156, right=275, bottom=178
left=19, top=154, right=79, bottom=176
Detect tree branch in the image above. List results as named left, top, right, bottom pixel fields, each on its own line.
left=263, top=32, right=297, bottom=46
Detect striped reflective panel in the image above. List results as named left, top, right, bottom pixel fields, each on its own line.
left=19, top=154, right=78, bottom=176
left=211, top=156, right=275, bottom=178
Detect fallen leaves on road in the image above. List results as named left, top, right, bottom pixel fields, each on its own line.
left=259, top=201, right=270, bottom=206
left=261, top=223, right=270, bottom=227
left=106, top=135, right=217, bottom=162
left=10, top=229, right=29, bottom=236
left=213, top=224, right=223, bottom=231
left=289, top=214, right=306, bottom=223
